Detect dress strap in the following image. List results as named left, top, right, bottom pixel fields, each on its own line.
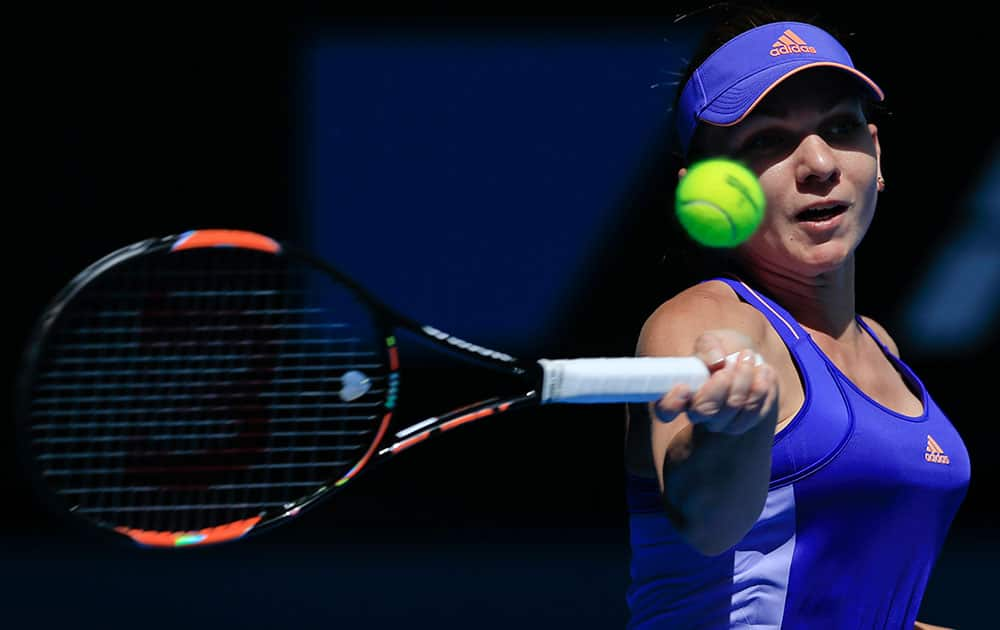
left=708, top=276, right=810, bottom=347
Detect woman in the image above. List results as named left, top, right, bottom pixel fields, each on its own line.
left=624, top=6, right=970, bottom=629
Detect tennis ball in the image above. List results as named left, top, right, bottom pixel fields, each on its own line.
left=675, top=158, right=766, bottom=248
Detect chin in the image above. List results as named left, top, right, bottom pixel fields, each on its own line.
left=798, top=242, right=855, bottom=273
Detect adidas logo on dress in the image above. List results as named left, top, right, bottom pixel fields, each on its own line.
left=925, top=435, right=950, bottom=465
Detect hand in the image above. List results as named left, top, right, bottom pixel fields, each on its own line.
left=653, top=330, right=778, bottom=435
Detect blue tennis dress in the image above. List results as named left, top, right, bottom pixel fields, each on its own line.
left=626, top=278, right=971, bottom=629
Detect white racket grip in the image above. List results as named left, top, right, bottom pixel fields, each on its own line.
left=538, top=357, right=707, bottom=404
left=537, top=353, right=761, bottom=404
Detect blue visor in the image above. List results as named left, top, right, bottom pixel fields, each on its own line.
left=676, top=21, right=884, bottom=155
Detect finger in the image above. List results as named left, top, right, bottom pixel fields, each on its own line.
left=688, top=363, right=734, bottom=420
left=725, top=350, right=757, bottom=408
left=758, top=365, right=779, bottom=418
left=726, top=364, right=779, bottom=435
left=652, top=383, right=694, bottom=423
left=693, top=332, right=727, bottom=372
left=742, top=362, right=774, bottom=413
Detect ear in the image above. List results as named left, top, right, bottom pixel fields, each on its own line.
left=678, top=167, right=688, bottom=179
left=869, top=123, right=884, bottom=191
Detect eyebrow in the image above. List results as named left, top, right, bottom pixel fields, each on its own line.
left=750, top=91, right=855, bottom=120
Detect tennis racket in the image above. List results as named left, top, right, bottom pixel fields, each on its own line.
left=17, top=229, right=719, bottom=548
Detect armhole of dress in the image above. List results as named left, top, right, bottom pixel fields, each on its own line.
left=854, top=315, right=928, bottom=412
left=708, top=276, right=811, bottom=440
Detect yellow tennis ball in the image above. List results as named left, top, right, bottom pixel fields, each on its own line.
left=675, top=158, right=766, bottom=248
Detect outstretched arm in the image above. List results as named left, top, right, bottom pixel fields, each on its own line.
left=637, top=283, right=779, bottom=556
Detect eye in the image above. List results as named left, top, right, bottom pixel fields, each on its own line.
left=824, top=115, right=865, bottom=140
left=738, top=129, right=790, bottom=155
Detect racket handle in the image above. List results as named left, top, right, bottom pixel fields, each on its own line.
left=537, top=353, right=759, bottom=404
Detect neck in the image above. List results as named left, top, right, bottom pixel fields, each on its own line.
left=736, top=257, right=858, bottom=341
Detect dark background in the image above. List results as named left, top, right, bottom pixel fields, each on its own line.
left=8, top=6, right=997, bottom=629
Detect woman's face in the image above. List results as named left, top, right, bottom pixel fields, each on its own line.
left=692, top=70, right=882, bottom=278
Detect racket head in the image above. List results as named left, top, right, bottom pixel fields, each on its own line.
left=17, top=230, right=401, bottom=548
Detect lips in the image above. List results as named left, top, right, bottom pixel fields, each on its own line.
left=795, top=202, right=848, bottom=222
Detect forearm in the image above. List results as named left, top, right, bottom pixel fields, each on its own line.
left=662, top=413, right=776, bottom=555
left=914, top=621, right=953, bottom=630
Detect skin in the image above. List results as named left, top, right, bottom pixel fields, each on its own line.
left=681, top=69, right=923, bottom=427
left=626, top=68, right=947, bottom=628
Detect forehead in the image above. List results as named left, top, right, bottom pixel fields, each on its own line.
left=746, top=69, right=865, bottom=120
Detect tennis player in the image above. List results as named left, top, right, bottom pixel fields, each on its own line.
left=624, top=5, right=970, bottom=628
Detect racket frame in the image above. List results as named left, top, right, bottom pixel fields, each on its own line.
left=16, top=230, right=545, bottom=548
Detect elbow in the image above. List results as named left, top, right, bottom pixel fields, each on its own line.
left=668, top=491, right=768, bottom=557
left=681, top=524, right=746, bottom=557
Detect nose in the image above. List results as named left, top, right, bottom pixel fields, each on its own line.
left=794, top=134, right=839, bottom=186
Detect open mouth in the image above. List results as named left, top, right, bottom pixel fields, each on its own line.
left=796, top=204, right=847, bottom=222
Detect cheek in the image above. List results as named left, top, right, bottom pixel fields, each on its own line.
left=756, top=165, right=787, bottom=206
left=756, top=171, right=794, bottom=231
left=740, top=209, right=788, bottom=260
left=857, top=179, right=878, bottom=230
left=849, top=159, right=880, bottom=225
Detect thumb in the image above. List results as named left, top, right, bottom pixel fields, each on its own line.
left=693, top=329, right=757, bottom=372
left=693, top=331, right=729, bottom=373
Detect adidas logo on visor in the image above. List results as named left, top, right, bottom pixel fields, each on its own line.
left=770, top=29, right=817, bottom=56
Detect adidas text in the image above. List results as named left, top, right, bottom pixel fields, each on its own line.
left=770, top=44, right=817, bottom=56
left=925, top=452, right=951, bottom=464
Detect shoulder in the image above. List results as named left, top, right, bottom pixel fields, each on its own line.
left=637, top=279, right=770, bottom=356
left=859, top=315, right=900, bottom=357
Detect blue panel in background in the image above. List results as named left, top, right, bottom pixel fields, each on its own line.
left=901, top=145, right=1000, bottom=355
left=301, top=28, right=696, bottom=358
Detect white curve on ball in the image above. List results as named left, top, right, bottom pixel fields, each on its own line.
left=680, top=200, right=738, bottom=240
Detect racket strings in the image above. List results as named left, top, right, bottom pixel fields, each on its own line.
left=28, top=248, right=389, bottom=534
